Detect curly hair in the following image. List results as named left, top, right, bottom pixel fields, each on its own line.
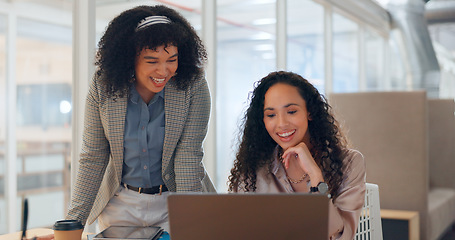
left=228, top=71, right=348, bottom=199
left=95, top=5, right=207, bottom=98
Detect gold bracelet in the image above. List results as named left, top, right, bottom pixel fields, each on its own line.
left=286, top=173, right=308, bottom=184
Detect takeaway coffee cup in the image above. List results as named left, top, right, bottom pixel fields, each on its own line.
left=53, top=219, right=83, bottom=240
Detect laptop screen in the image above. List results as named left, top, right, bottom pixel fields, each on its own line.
left=167, top=193, right=329, bottom=240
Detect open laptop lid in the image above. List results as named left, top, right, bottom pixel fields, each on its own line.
left=167, top=193, right=329, bottom=240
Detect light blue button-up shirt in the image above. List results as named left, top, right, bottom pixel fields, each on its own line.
left=122, top=85, right=165, bottom=188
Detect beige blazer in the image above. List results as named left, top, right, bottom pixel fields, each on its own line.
left=66, top=76, right=216, bottom=226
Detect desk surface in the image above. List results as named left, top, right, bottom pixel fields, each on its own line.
left=0, top=228, right=92, bottom=240
left=1, top=229, right=169, bottom=240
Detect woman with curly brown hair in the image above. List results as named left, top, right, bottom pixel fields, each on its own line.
left=53, top=4, right=215, bottom=237
left=228, top=71, right=365, bottom=239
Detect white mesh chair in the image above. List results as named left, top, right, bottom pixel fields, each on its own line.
left=355, top=183, right=383, bottom=240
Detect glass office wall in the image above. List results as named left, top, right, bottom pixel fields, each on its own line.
left=287, top=0, right=324, bottom=93
left=0, top=2, right=73, bottom=233
left=332, top=12, right=359, bottom=93
left=0, top=13, right=6, bottom=234
left=96, top=1, right=202, bottom=41
left=365, top=28, right=385, bottom=90
left=216, top=0, right=276, bottom=191
left=388, top=29, right=408, bottom=90
left=14, top=17, right=72, bottom=230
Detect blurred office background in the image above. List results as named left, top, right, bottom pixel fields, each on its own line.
left=0, top=0, right=454, bottom=238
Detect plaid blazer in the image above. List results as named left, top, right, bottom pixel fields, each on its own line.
left=66, top=76, right=216, bottom=226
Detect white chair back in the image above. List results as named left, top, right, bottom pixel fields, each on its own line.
left=355, top=183, right=383, bottom=240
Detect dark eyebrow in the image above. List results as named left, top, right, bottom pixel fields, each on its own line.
left=284, top=103, right=299, bottom=108
left=264, top=103, right=299, bottom=112
left=144, top=53, right=178, bottom=59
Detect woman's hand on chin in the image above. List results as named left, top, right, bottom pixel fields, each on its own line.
left=282, top=142, right=324, bottom=183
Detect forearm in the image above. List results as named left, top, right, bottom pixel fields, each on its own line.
left=66, top=151, right=109, bottom=224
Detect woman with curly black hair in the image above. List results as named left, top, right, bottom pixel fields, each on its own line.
left=58, top=4, right=215, bottom=237
left=228, top=71, right=365, bottom=239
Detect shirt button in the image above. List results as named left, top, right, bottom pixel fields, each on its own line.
left=141, top=126, right=145, bottom=130
left=144, top=165, right=147, bottom=170
left=142, top=149, right=146, bottom=152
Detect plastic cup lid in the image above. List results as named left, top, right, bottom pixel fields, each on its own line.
left=53, top=220, right=83, bottom=231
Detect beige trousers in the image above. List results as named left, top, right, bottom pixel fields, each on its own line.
left=98, top=185, right=170, bottom=232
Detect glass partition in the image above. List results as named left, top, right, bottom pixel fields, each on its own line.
left=0, top=13, right=6, bottom=234
left=216, top=0, right=276, bottom=192
left=287, top=0, right=325, bottom=93
left=365, top=28, right=385, bottom=91
left=389, top=29, right=407, bottom=90
left=15, top=17, right=72, bottom=230
left=332, top=12, right=359, bottom=93
left=96, top=1, right=202, bottom=41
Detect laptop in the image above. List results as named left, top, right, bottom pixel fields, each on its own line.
left=167, top=193, right=329, bottom=240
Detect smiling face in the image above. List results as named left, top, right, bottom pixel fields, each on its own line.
left=134, top=45, right=178, bottom=103
left=263, top=83, right=311, bottom=150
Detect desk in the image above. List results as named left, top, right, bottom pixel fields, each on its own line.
left=0, top=228, right=92, bottom=240
left=381, top=209, right=419, bottom=240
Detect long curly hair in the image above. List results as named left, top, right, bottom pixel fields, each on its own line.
left=228, top=71, right=348, bottom=199
left=95, top=5, right=207, bottom=98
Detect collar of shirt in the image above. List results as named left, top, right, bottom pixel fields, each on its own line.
left=130, top=83, right=165, bottom=105
left=270, top=146, right=281, bottom=176
left=264, top=146, right=296, bottom=193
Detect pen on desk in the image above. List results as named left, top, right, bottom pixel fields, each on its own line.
left=21, top=198, right=29, bottom=240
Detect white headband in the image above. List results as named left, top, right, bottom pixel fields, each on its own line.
left=136, top=16, right=172, bottom=31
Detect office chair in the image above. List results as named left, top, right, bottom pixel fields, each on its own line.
left=355, top=183, right=383, bottom=240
